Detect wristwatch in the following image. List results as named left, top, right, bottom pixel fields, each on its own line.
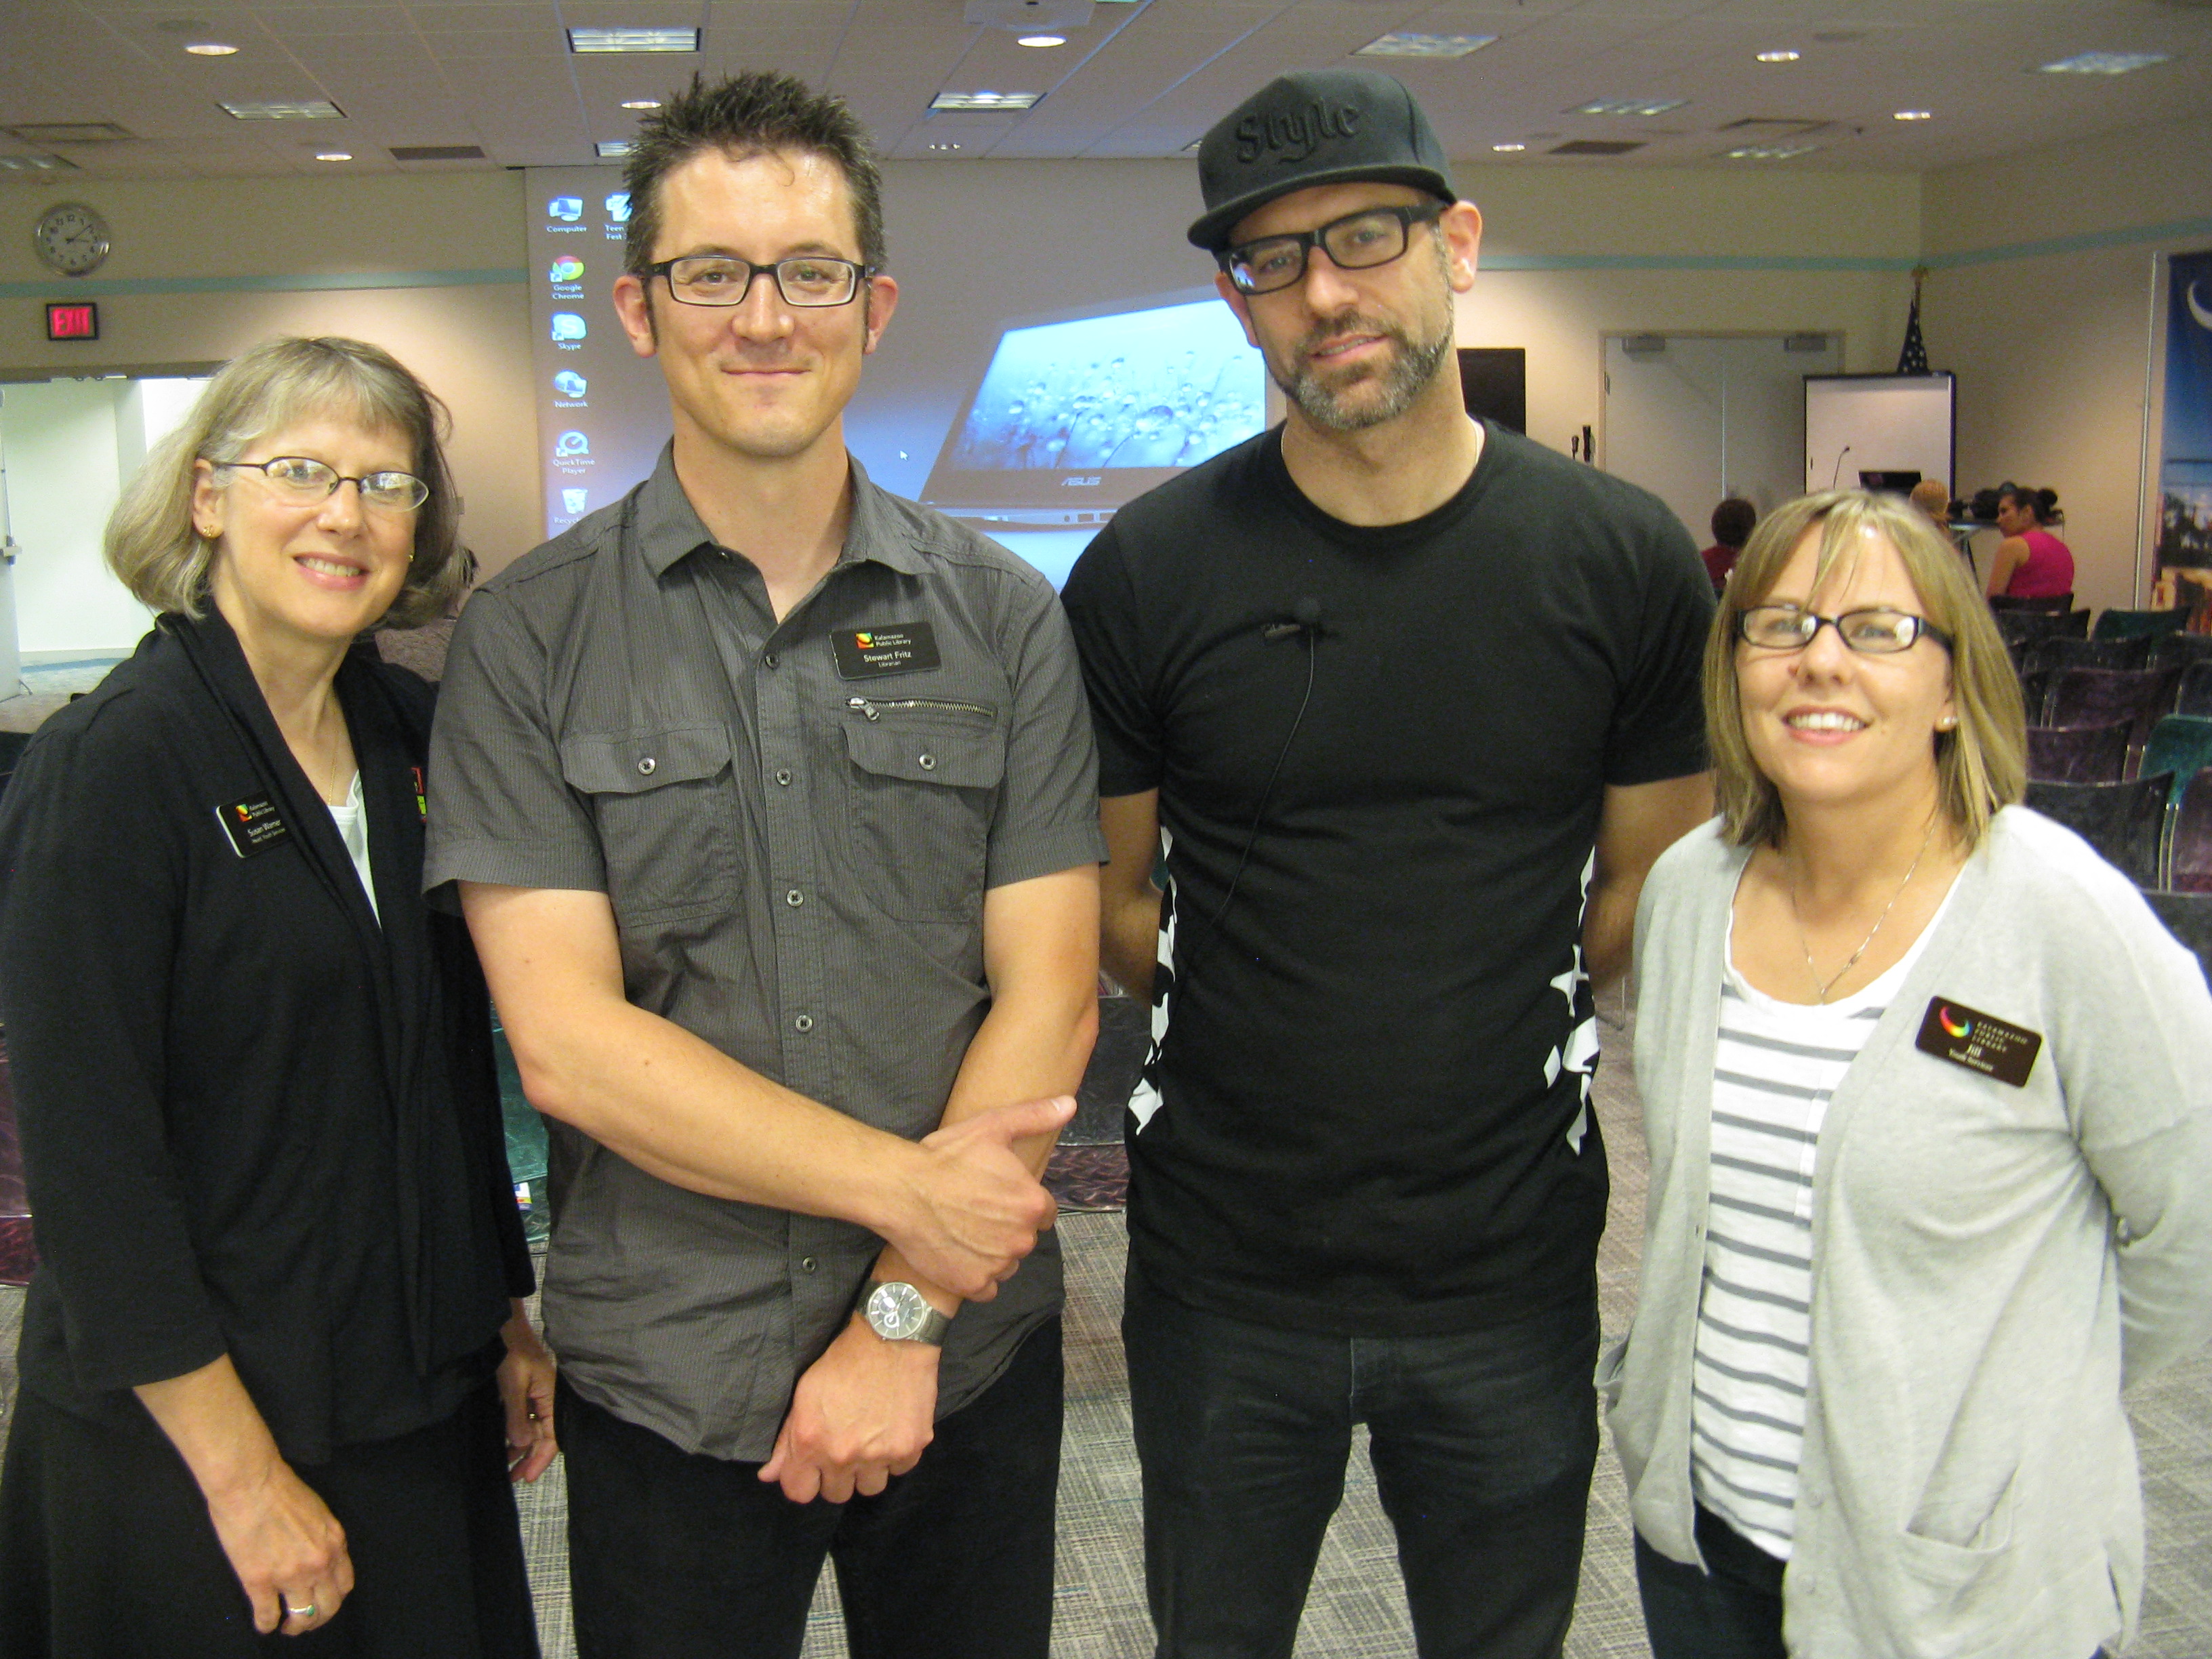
left=860, top=1279, right=954, bottom=1346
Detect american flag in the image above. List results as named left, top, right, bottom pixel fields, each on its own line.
left=1898, top=274, right=1930, bottom=375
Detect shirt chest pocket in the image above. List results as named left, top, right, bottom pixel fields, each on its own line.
left=558, top=724, right=738, bottom=920
left=840, top=708, right=1004, bottom=921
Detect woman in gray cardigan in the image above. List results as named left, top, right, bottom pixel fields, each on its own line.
left=1604, top=490, right=2212, bottom=1659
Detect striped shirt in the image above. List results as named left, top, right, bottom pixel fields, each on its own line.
left=1690, top=894, right=1952, bottom=1558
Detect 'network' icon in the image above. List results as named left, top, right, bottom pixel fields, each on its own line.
left=554, top=371, right=588, bottom=398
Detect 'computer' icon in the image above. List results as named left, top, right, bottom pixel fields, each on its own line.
left=551, top=313, right=587, bottom=343
left=550, top=255, right=585, bottom=283
left=554, top=371, right=588, bottom=399
left=549, top=197, right=583, bottom=222
left=605, top=192, right=632, bottom=223
left=555, top=430, right=591, bottom=459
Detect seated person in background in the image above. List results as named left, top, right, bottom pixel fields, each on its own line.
left=1607, top=487, right=2212, bottom=1659
left=1909, top=477, right=1951, bottom=527
left=1987, top=482, right=2074, bottom=599
left=1700, top=497, right=1757, bottom=594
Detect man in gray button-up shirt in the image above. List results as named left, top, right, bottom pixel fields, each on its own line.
left=426, top=69, right=1104, bottom=1659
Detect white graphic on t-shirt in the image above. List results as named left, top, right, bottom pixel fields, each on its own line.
left=1128, top=827, right=1174, bottom=1132
left=1548, top=848, right=1599, bottom=1154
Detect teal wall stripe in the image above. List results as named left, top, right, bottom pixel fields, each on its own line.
left=1, top=211, right=2207, bottom=298
left=0, top=268, right=527, bottom=300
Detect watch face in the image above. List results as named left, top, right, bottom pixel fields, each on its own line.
left=35, top=204, right=110, bottom=276
left=867, top=1281, right=929, bottom=1340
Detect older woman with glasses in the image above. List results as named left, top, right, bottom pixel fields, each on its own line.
left=0, top=337, right=552, bottom=1657
left=1603, top=489, right=2212, bottom=1659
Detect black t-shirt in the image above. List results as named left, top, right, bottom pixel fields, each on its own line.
left=1062, top=423, right=1713, bottom=1336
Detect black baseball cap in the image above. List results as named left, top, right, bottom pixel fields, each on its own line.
left=1187, top=68, right=1458, bottom=253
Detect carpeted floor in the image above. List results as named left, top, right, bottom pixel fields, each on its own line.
left=1, top=978, right=2207, bottom=1655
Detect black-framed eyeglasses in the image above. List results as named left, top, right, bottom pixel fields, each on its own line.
left=1219, top=203, right=1446, bottom=296
left=642, top=254, right=873, bottom=308
left=1736, top=605, right=1952, bottom=655
left=211, top=456, right=428, bottom=513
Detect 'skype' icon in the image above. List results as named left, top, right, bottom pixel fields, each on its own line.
left=551, top=313, right=587, bottom=342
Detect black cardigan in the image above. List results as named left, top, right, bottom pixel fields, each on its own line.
left=0, top=611, right=531, bottom=1462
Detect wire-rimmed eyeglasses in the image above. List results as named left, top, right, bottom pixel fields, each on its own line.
left=642, top=255, right=873, bottom=308
left=210, top=456, right=428, bottom=513
left=1736, top=605, right=1953, bottom=655
left=1218, top=203, right=1446, bottom=296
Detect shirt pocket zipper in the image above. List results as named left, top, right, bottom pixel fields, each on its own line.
left=846, top=695, right=997, bottom=722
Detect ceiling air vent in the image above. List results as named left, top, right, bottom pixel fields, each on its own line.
left=1551, top=139, right=1643, bottom=157
left=389, top=144, right=486, bottom=161
left=5, top=121, right=136, bottom=144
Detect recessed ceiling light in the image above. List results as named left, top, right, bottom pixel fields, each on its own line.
left=595, top=140, right=636, bottom=157
left=1893, top=109, right=1933, bottom=121
left=1573, top=97, right=1687, bottom=117
left=314, top=150, right=351, bottom=161
left=184, top=41, right=237, bottom=56
left=2036, top=50, right=2168, bottom=75
left=927, top=142, right=964, bottom=151
left=929, top=89, right=1041, bottom=111
left=220, top=99, right=342, bottom=119
left=0, top=155, right=74, bottom=171
left=567, top=27, right=698, bottom=54
left=619, top=98, right=661, bottom=110
left=1357, top=31, right=1496, bottom=59
left=1725, top=141, right=1820, bottom=159
left=1492, top=142, right=1526, bottom=152
left=1017, top=33, right=1065, bottom=47
left=1755, top=49, right=1800, bottom=63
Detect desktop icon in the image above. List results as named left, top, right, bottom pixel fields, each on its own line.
left=563, top=488, right=590, bottom=516
left=550, top=255, right=585, bottom=283
left=605, top=192, right=632, bottom=223
left=551, top=313, right=587, bottom=342
left=553, top=370, right=588, bottom=398
left=555, top=430, right=591, bottom=459
left=548, top=196, right=583, bottom=222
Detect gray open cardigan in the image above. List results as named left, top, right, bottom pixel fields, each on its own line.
left=1604, top=808, right=2212, bottom=1659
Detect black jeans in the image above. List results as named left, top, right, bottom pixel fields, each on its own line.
left=1122, top=1263, right=1600, bottom=1659
left=1635, top=1504, right=2111, bottom=1659
left=560, top=1319, right=1062, bottom=1659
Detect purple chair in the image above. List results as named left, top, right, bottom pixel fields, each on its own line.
left=2169, top=769, right=2212, bottom=893
left=2026, top=719, right=2132, bottom=784
left=2016, top=669, right=2051, bottom=726
left=2024, top=773, right=2171, bottom=888
left=1989, top=592, right=2075, bottom=613
left=0, top=1031, right=35, bottom=1286
left=2144, top=889, right=2212, bottom=990
left=2022, top=635, right=2150, bottom=676
left=2148, top=632, right=2212, bottom=676
left=2044, top=666, right=2184, bottom=762
left=2177, top=660, right=2212, bottom=720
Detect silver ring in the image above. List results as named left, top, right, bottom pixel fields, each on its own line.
left=287, top=1603, right=316, bottom=1618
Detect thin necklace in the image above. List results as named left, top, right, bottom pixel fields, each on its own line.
left=1787, top=815, right=1938, bottom=1004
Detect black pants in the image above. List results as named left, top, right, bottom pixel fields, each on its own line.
left=560, top=1318, right=1062, bottom=1659
left=1123, top=1264, right=1599, bottom=1659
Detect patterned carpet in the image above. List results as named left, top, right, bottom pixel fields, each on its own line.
left=0, top=979, right=2206, bottom=1656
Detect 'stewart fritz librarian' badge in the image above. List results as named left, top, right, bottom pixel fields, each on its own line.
left=1913, top=997, right=2041, bottom=1088
left=834, top=622, right=941, bottom=680
left=216, top=794, right=291, bottom=858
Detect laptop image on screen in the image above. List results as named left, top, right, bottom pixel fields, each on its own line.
left=920, top=287, right=1267, bottom=529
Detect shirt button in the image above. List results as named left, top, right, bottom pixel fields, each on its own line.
left=774, top=769, right=792, bottom=786
left=794, top=1014, right=815, bottom=1033
left=636, top=756, right=656, bottom=776
left=785, top=888, right=804, bottom=907
left=800, top=1256, right=817, bottom=1273
left=763, top=652, right=779, bottom=669
left=918, top=752, right=937, bottom=771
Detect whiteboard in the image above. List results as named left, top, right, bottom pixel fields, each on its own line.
left=1804, top=373, right=1955, bottom=495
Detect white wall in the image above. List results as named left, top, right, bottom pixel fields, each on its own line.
left=0, top=380, right=155, bottom=657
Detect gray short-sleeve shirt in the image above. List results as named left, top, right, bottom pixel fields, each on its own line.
left=426, top=446, right=1105, bottom=1460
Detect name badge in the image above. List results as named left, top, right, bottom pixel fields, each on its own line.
left=834, top=622, right=941, bottom=680
left=1913, top=997, right=2041, bottom=1088
left=216, top=794, right=290, bottom=859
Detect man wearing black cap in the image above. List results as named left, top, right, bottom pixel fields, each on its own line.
left=1061, top=68, right=1715, bottom=1658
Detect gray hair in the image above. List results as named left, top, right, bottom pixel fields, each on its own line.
left=106, top=335, right=470, bottom=630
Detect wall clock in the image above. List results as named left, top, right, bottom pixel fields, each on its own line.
left=33, top=202, right=111, bottom=276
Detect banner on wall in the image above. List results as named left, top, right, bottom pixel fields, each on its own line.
left=2157, top=248, right=2212, bottom=571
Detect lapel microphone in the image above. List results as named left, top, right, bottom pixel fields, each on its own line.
left=1262, top=598, right=1325, bottom=643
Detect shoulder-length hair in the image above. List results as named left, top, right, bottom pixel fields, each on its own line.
left=1704, top=489, right=2025, bottom=852
left=106, top=335, right=470, bottom=630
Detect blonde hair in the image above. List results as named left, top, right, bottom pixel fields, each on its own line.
left=105, top=336, right=470, bottom=630
left=1705, top=489, right=2025, bottom=851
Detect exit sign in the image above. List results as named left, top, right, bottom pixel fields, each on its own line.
left=45, top=301, right=99, bottom=341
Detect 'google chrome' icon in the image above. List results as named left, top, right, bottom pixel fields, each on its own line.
left=1938, top=1005, right=1972, bottom=1040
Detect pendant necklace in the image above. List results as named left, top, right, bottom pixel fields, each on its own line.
left=1788, top=815, right=1937, bottom=1004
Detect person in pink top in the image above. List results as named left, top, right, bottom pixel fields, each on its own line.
left=1986, top=483, right=2074, bottom=600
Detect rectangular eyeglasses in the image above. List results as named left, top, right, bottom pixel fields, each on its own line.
left=1219, top=203, right=1445, bottom=296
left=1736, top=605, right=1952, bottom=655
left=644, top=255, right=871, bottom=308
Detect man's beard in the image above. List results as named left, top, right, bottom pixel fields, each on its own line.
left=1270, top=306, right=1453, bottom=433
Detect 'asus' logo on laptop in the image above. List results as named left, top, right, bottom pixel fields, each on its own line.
left=1063, top=476, right=1102, bottom=487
